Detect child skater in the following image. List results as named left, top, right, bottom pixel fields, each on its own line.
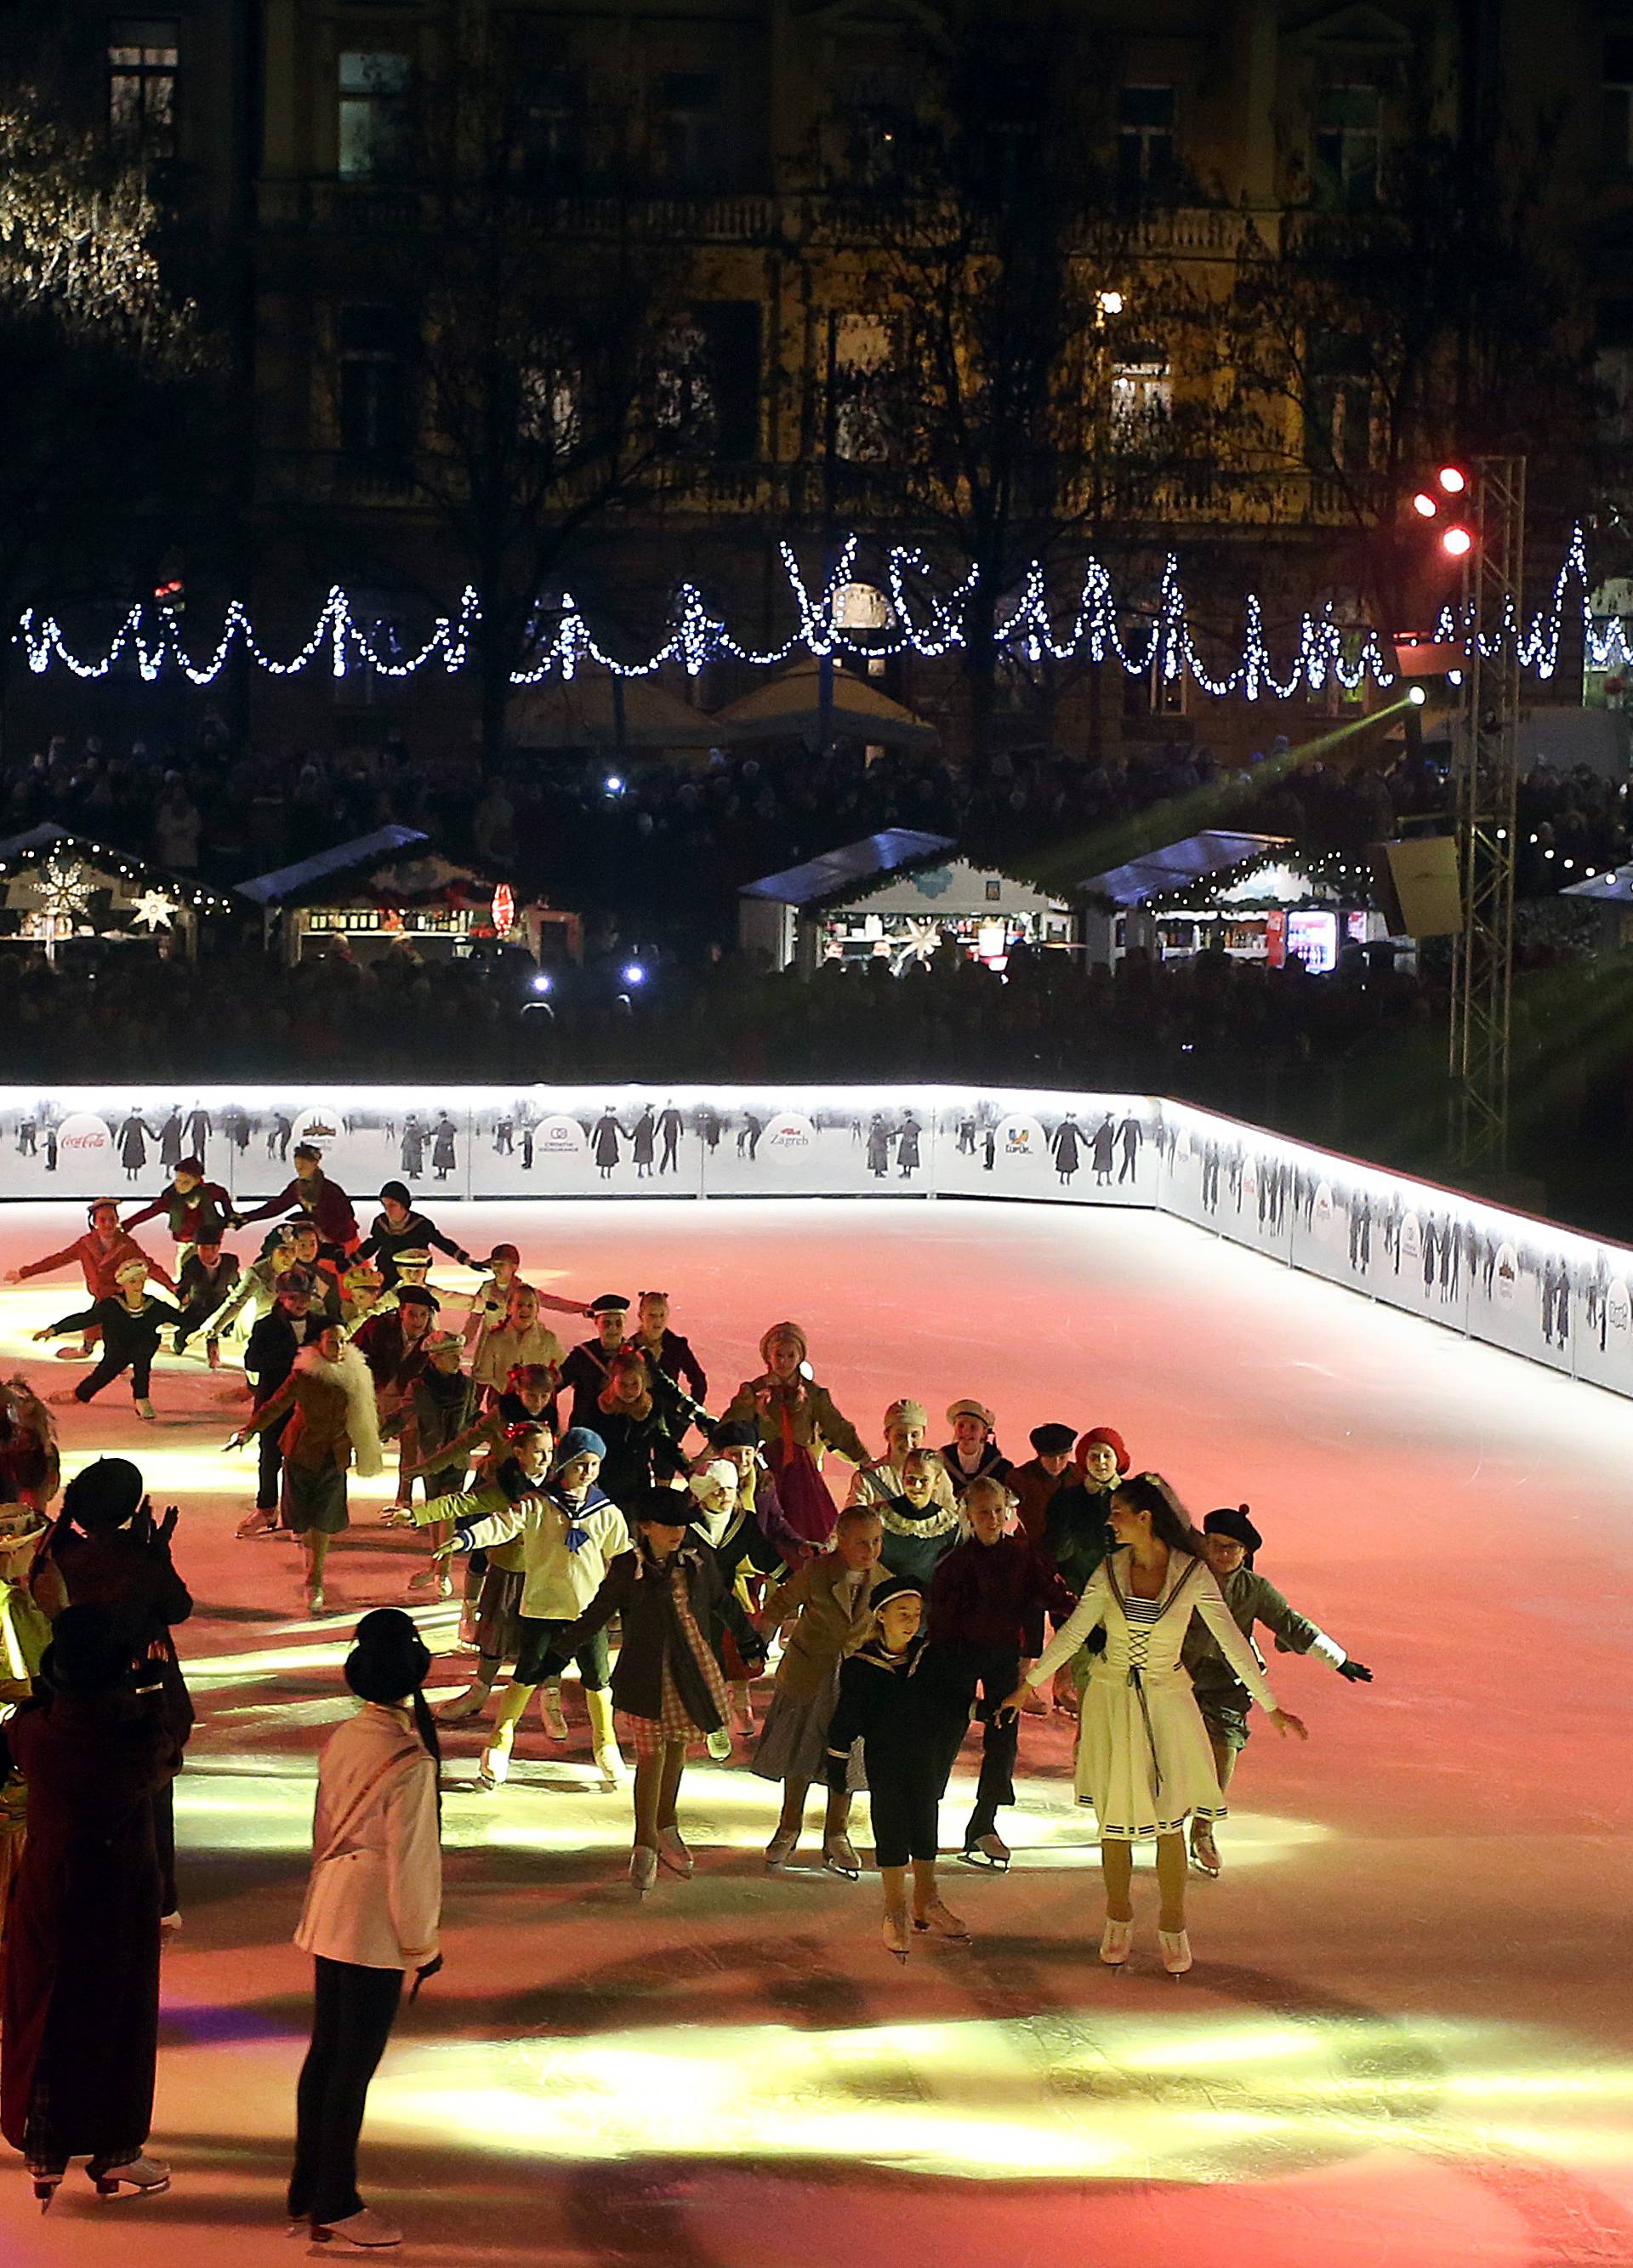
left=439, top=1426, right=630, bottom=1792
left=1002, top=1472, right=1308, bottom=1976
left=431, top=1422, right=554, bottom=1729
left=752, top=1504, right=886, bottom=1877
left=824, top=1573, right=970, bottom=1958
left=533, top=1484, right=765, bottom=1895
left=35, top=1257, right=184, bottom=1422
left=925, top=1471, right=1077, bottom=1871
left=1181, top=1505, right=1371, bottom=1877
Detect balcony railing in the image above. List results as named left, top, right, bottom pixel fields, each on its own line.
left=257, top=447, right=1362, bottom=533
left=257, top=179, right=1245, bottom=259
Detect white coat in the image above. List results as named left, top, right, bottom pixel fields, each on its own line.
left=294, top=1702, right=441, bottom=1970
left=1027, top=1547, right=1278, bottom=1840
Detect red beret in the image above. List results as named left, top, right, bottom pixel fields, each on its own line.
left=1076, top=1426, right=1129, bottom=1474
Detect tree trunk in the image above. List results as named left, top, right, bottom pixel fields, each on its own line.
left=961, top=577, right=1001, bottom=763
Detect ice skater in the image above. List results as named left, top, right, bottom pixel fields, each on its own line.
left=925, top=1473, right=1076, bottom=1869
left=1003, top=1473, right=1307, bottom=1975
left=1181, top=1506, right=1371, bottom=1877
left=754, top=1504, right=886, bottom=1875
left=825, top=1573, right=970, bottom=1958
left=287, top=1610, right=441, bottom=2252
left=36, top=1258, right=183, bottom=1422
left=533, top=1484, right=766, bottom=1894
left=229, top=1321, right=384, bottom=1616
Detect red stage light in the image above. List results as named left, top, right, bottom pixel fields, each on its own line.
left=1441, top=525, right=1473, bottom=558
left=1412, top=492, right=1438, bottom=517
left=1437, top=465, right=1467, bottom=495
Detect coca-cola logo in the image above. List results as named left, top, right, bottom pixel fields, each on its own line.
left=60, top=1131, right=105, bottom=1150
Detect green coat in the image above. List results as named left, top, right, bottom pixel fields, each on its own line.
left=1181, top=1564, right=1324, bottom=1712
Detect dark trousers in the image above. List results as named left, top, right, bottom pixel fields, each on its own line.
left=288, top=1957, right=405, bottom=2226
left=152, top=1778, right=178, bottom=1913
left=866, top=1745, right=949, bottom=1867
left=930, top=1642, right=1021, bottom=1844
left=257, top=1422, right=284, bottom=1511
left=76, top=1348, right=153, bottom=1402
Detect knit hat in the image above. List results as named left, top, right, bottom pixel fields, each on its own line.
left=424, top=1331, right=463, bottom=1358
left=344, top=1607, right=431, bottom=1704
left=688, top=1459, right=738, bottom=1502
left=946, top=1398, right=996, bottom=1432
left=62, top=1456, right=145, bottom=1534
left=293, top=1143, right=322, bottom=1162
left=708, top=1418, right=760, bottom=1450
left=396, top=1285, right=439, bottom=1313
left=883, top=1398, right=928, bottom=1431
left=1203, top=1505, right=1262, bottom=1559
left=1030, top=1422, right=1078, bottom=1456
left=176, top=1155, right=205, bottom=1178
left=760, top=1320, right=807, bottom=1365
left=114, top=1257, right=149, bottom=1285
left=870, top=1572, right=925, bottom=1610
left=553, top=1426, right=606, bottom=1469
left=631, top=1484, right=697, bottom=1529
left=378, top=1181, right=411, bottom=1206
left=1077, top=1426, right=1130, bottom=1474
left=487, top=1243, right=521, bottom=1266
left=43, top=1604, right=134, bottom=1695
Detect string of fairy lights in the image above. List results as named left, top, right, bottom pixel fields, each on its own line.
left=15, top=524, right=1633, bottom=700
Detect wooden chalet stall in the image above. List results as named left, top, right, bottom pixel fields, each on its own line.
left=238, top=825, right=582, bottom=968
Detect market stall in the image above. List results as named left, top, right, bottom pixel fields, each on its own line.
left=0, top=824, right=230, bottom=961
left=1079, top=830, right=1381, bottom=970
left=238, top=825, right=582, bottom=967
left=739, top=830, right=1076, bottom=974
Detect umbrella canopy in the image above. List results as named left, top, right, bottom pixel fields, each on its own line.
left=506, top=672, right=720, bottom=750
left=708, top=659, right=937, bottom=750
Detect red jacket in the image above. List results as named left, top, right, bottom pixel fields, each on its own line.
left=236, top=1171, right=358, bottom=1248
left=18, top=1228, right=172, bottom=1298
left=927, top=1535, right=1076, bottom=1655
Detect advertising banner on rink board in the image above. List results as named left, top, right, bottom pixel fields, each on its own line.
left=0, top=1084, right=1630, bottom=1401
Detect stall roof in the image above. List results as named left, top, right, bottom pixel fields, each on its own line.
left=1562, top=868, right=1633, bottom=903
left=0, top=823, right=235, bottom=911
left=236, top=827, right=431, bottom=907
left=1080, top=829, right=1293, bottom=908
left=710, top=659, right=938, bottom=750
left=507, top=673, right=720, bottom=750
left=740, top=829, right=957, bottom=910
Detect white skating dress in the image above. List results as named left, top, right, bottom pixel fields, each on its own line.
left=1027, top=1547, right=1278, bottom=1840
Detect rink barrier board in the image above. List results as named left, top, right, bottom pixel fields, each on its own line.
left=0, top=1083, right=1627, bottom=1400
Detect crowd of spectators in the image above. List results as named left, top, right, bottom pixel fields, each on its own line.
left=0, top=915, right=1434, bottom=1133
left=5, top=707, right=1629, bottom=922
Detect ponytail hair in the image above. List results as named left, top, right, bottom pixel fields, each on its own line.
left=1112, top=1471, right=1205, bottom=1559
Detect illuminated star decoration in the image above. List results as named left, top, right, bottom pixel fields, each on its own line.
left=131, top=887, right=179, bottom=931
left=25, top=854, right=94, bottom=925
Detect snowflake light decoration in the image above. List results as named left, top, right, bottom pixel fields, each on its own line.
left=130, top=887, right=179, bottom=931
left=25, top=855, right=93, bottom=924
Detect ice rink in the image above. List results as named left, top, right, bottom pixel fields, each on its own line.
left=0, top=1193, right=1628, bottom=2267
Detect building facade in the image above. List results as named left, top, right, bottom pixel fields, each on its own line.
left=16, top=1, right=1633, bottom=766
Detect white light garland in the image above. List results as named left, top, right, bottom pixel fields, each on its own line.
left=14, top=525, right=1630, bottom=701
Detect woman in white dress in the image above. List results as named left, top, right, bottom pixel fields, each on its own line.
left=1003, top=1473, right=1306, bottom=1976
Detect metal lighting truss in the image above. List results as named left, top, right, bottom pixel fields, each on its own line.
left=1449, top=455, right=1525, bottom=1170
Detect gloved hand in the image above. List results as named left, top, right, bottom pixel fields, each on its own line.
left=1336, top=1658, right=1373, bottom=1683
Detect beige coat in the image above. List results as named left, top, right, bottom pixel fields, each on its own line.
left=294, top=1702, right=441, bottom=1970
left=762, top=1551, right=888, bottom=1703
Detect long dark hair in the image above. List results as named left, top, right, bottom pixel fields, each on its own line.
left=1112, top=1472, right=1205, bottom=1559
